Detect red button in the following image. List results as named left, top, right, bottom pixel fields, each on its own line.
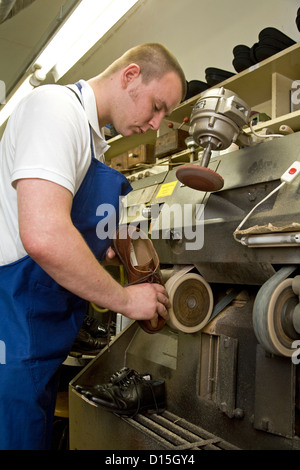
left=289, top=167, right=297, bottom=174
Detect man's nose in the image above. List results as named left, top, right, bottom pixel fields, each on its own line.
left=149, top=112, right=165, bottom=131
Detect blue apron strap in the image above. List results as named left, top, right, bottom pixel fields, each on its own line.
left=66, top=82, right=95, bottom=159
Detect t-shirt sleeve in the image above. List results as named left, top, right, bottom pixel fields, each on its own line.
left=10, top=86, right=90, bottom=195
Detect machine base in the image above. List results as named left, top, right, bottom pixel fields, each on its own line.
left=69, top=291, right=300, bottom=450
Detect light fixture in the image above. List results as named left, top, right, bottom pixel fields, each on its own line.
left=0, top=0, right=140, bottom=127
left=240, top=232, right=300, bottom=247
left=0, top=76, right=33, bottom=126
left=36, top=0, right=140, bottom=82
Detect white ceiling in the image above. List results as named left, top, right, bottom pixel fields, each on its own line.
left=0, top=0, right=299, bottom=120
left=0, top=0, right=81, bottom=98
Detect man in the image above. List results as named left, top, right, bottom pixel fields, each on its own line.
left=0, top=43, right=186, bottom=449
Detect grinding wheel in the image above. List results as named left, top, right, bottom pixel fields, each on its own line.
left=253, top=266, right=299, bottom=357
left=176, top=165, right=224, bottom=192
left=166, top=270, right=213, bottom=333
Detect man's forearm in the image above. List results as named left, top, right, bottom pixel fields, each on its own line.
left=17, top=178, right=169, bottom=323
left=29, top=224, right=128, bottom=313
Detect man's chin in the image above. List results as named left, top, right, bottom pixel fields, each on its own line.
left=117, top=127, right=144, bottom=137
left=118, top=129, right=134, bottom=137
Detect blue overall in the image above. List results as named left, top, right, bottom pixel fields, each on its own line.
left=0, top=84, right=131, bottom=449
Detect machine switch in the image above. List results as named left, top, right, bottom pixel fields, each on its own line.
left=281, top=161, right=300, bottom=183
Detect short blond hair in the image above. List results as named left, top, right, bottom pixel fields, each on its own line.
left=103, top=43, right=186, bottom=101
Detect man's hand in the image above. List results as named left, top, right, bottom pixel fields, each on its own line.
left=122, top=283, right=170, bottom=328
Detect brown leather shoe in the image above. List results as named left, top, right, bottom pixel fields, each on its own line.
left=111, top=225, right=166, bottom=334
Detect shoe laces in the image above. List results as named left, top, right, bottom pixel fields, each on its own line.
left=109, top=367, right=134, bottom=384
left=126, top=270, right=161, bottom=286
left=109, top=367, right=151, bottom=386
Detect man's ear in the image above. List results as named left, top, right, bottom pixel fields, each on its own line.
left=121, top=63, right=141, bottom=89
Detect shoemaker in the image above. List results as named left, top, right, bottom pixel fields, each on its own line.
left=0, top=43, right=186, bottom=450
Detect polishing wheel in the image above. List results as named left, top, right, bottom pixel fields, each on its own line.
left=176, top=164, right=224, bottom=192
left=253, top=266, right=300, bottom=357
left=166, top=270, right=213, bottom=333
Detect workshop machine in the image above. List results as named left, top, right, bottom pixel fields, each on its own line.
left=69, top=88, right=300, bottom=450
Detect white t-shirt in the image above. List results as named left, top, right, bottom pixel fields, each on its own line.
left=0, top=80, right=110, bottom=265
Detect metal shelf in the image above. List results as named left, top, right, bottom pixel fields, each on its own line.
left=106, top=43, right=300, bottom=162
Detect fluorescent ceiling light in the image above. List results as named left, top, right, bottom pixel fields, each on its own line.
left=37, top=0, right=140, bottom=81
left=0, top=77, right=33, bottom=126
left=0, top=0, right=139, bottom=127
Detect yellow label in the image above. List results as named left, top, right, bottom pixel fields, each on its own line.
left=155, top=181, right=177, bottom=198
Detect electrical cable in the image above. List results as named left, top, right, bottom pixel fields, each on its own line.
left=234, top=161, right=300, bottom=243
left=249, top=119, right=285, bottom=139
left=233, top=181, right=286, bottom=243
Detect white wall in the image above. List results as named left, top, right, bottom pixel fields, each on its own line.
left=61, top=0, right=300, bottom=85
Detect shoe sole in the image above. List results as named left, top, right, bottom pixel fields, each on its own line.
left=90, top=395, right=166, bottom=416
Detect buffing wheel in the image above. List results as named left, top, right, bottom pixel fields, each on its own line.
left=253, top=266, right=299, bottom=357
left=176, top=164, right=224, bottom=192
left=165, top=270, right=213, bottom=333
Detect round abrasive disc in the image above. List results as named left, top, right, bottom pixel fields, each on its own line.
left=176, top=165, right=224, bottom=192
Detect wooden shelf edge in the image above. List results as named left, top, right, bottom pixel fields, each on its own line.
left=105, top=43, right=300, bottom=161
left=169, top=42, right=300, bottom=122
left=244, top=110, right=300, bottom=134
left=105, top=130, right=157, bottom=161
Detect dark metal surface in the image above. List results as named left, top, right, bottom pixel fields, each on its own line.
left=254, top=345, right=296, bottom=438
left=123, top=411, right=239, bottom=450
left=69, top=294, right=300, bottom=449
left=69, top=132, right=300, bottom=450
left=149, top=132, right=300, bottom=283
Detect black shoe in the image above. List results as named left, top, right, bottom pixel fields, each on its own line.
left=232, top=44, right=257, bottom=72
left=255, top=27, right=296, bottom=62
left=75, top=367, right=151, bottom=396
left=75, top=367, right=152, bottom=395
left=71, top=328, right=107, bottom=355
left=258, top=27, right=296, bottom=49
left=76, top=367, right=166, bottom=417
left=184, top=80, right=209, bottom=100
left=75, top=367, right=136, bottom=395
left=232, top=28, right=296, bottom=73
left=82, top=314, right=109, bottom=338
left=205, top=67, right=235, bottom=86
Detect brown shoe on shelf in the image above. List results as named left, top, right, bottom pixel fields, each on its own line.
left=111, top=225, right=166, bottom=334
